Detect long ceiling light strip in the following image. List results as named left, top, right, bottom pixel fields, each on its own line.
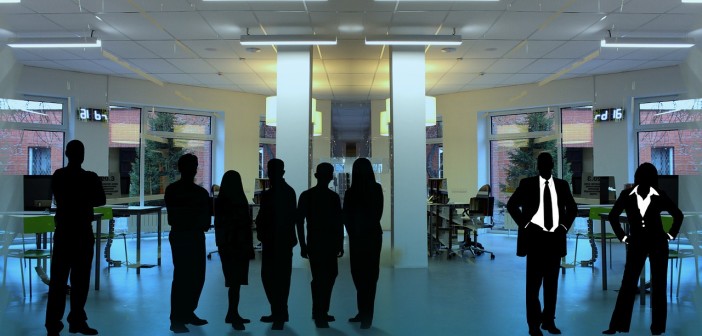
left=375, top=0, right=498, bottom=2
left=600, top=37, right=694, bottom=48
left=0, top=0, right=21, bottom=3
left=365, top=35, right=462, bottom=46
left=204, top=0, right=326, bottom=2
left=8, top=37, right=102, bottom=48
left=681, top=1, right=702, bottom=3
left=240, top=34, right=337, bottom=46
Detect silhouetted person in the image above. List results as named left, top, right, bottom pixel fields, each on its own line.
left=45, top=140, right=105, bottom=336
left=165, top=154, right=210, bottom=333
left=296, top=163, right=344, bottom=328
left=344, top=158, right=383, bottom=329
left=215, top=170, right=254, bottom=331
left=602, top=162, right=683, bottom=335
left=256, top=158, right=297, bottom=330
left=506, top=152, right=577, bottom=336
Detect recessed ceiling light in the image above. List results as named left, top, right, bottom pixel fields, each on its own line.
left=441, top=47, right=456, bottom=53
left=246, top=47, right=261, bottom=53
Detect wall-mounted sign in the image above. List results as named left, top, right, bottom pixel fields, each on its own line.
left=77, top=108, right=109, bottom=122
left=100, top=173, right=121, bottom=197
left=593, top=108, right=624, bottom=122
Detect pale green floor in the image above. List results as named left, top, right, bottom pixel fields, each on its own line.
left=1, top=232, right=701, bottom=336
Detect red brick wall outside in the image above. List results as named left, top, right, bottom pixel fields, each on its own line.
left=0, top=109, right=64, bottom=175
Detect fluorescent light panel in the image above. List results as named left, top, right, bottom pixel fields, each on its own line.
left=240, top=34, right=336, bottom=46
left=204, top=0, right=325, bottom=2
left=601, top=37, right=694, bottom=48
left=0, top=0, right=21, bottom=3
left=682, top=1, right=702, bottom=3
left=375, top=0, right=498, bottom=2
left=8, top=37, right=102, bottom=48
left=365, top=35, right=462, bottom=46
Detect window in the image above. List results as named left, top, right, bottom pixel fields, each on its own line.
left=259, top=117, right=276, bottom=178
left=635, top=97, right=702, bottom=176
left=0, top=97, right=67, bottom=176
left=108, top=106, right=141, bottom=199
left=427, top=118, right=443, bottom=179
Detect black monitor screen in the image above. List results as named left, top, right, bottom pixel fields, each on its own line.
left=24, top=175, right=53, bottom=211
left=657, top=175, right=679, bottom=206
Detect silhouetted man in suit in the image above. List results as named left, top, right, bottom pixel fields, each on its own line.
left=602, top=162, right=683, bottom=335
left=256, top=158, right=297, bottom=330
left=45, top=140, right=106, bottom=336
left=507, top=152, right=577, bottom=336
left=296, top=163, right=344, bottom=328
left=165, top=154, right=211, bottom=333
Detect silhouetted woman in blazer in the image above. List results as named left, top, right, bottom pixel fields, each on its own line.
left=215, top=170, right=255, bottom=331
left=343, top=158, right=383, bottom=329
left=603, top=163, right=683, bottom=335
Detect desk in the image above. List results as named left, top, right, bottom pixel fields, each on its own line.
left=107, top=206, right=163, bottom=275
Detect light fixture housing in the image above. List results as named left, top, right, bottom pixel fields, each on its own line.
left=375, top=0, right=498, bottom=2
left=204, top=0, right=326, bottom=2
left=600, top=37, right=694, bottom=48
left=7, top=37, right=102, bottom=48
left=0, top=0, right=21, bottom=3
left=681, top=0, right=702, bottom=3
left=240, top=34, right=337, bottom=46
left=365, top=35, right=462, bottom=46
left=265, top=96, right=277, bottom=126
left=425, top=96, right=437, bottom=126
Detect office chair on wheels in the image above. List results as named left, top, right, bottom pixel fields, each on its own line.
left=458, top=185, right=496, bottom=260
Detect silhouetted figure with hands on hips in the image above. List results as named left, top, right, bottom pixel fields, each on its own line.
left=506, top=152, right=578, bottom=336
left=296, top=163, right=344, bottom=328
left=165, top=154, right=211, bottom=333
left=214, top=170, right=255, bottom=331
left=45, top=140, right=106, bottom=336
left=344, top=158, right=384, bottom=330
left=256, top=159, right=297, bottom=330
left=602, top=162, right=683, bottom=335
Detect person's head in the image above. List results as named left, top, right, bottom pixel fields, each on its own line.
left=65, top=139, right=85, bottom=165
left=219, top=170, right=246, bottom=203
left=314, top=162, right=334, bottom=186
left=267, top=158, right=285, bottom=180
left=537, top=152, right=554, bottom=179
left=634, top=162, right=658, bottom=190
left=178, top=153, right=198, bottom=180
left=351, top=157, right=375, bottom=188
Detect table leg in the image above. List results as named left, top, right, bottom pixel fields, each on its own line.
left=137, top=214, right=141, bottom=275
left=157, top=210, right=161, bottom=267
left=94, top=216, right=101, bottom=290
left=601, top=216, right=607, bottom=290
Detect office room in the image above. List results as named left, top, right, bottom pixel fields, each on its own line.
left=1, top=0, right=702, bottom=335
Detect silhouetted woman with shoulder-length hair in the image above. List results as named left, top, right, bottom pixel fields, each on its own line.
left=343, top=157, right=384, bottom=329
left=215, top=170, right=255, bottom=331
left=602, top=162, right=683, bottom=335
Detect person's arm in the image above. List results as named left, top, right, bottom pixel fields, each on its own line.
left=609, top=190, right=628, bottom=242
left=373, top=184, right=384, bottom=224
left=506, top=179, right=528, bottom=228
left=296, top=192, right=308, bottom=258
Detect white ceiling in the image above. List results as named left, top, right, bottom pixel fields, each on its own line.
left=1, top=0, right=701, bottom=102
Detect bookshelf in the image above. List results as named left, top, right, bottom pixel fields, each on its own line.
left=428, top=178, right=449, bottom=204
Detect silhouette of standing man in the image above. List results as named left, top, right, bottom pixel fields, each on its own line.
left=45, top=140, right=105, bottom=336
left=602, top=162, right=683, bottom=335
left=165, top=153, right=210, bottom=333
left=344, top=158, right=383, bottom=329
left=296, top=162, right=344, bottom=328
left=507, top=152, right=577, bottom=336
left=256, top=158, right=297, bottom=330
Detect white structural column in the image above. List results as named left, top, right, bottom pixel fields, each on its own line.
left=275, top=46, right=312, bottom=196
left=390, top=46, right=428, bottom=268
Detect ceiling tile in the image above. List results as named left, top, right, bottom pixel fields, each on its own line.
left=450, top=59, right=497, bottom=73
left=520, top=59, right=573, bottom=74
left=92, top=59, right=140, bottom=75
left=543, top=40, right=600, bottom=59
left=156, top=74, right=201, bottom=86
left=620, top=0, right=680, bottom=14
left=484, top=11, right=552, bottom=40
left=53, top=60, right=109, bottom=74
left=97, top=13, right=173, bottom=40
left=150, top=12, right=218, bottom=40
left=224, top=73, right=265, bottom=86
left=438, top=73, right=478, bottom=85
left=237, top=84, right=274, bottom=96
left=469, top=73, right=512, bottom=85
left=445, top=11, right=502, bottom=39
left=199, top=11, right=255, bottom=39
left=505, top=40, right=564, bottom=59
left=592, top=59, right=648, bottom=74
left=168, top=59, right=217, bottom=74
left=103, top=40, right=159, bottom=59
left=503, top=73, right=549, bottom=86
left=530, top=13, right=605, bottom=41
left=20, top=0, right=81, bottom=14
left=137, top=41, right=197, bottom=59
left=323, top=60, right=380, bottom=74
left=129, top=59, right=183, bottom=74
left=425, top=59, right=459, bottom=74
left=464, top=39, right=521, bottom=59
left=10, top=49, right=47, bottom=61
left=486, top=59, right=534, bottom=74
left=207, top=59, right=253, bottom=73
left=21, top=60, right=61, bottom=68
left=328, top=74, right=375, bottom=86
left=191, top=73, right=233, bottom=86
left=2, top=14, right=65, bottom=33
left=181, top=39, right=241, bottom=59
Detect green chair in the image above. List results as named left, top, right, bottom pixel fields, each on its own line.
left=5, top=215, right=55, bottom=297
left=571, top=207, right=618, bottom=269
left=666, top=215, right=700, bottom=298
left=93, top=207, right=127, bottom=269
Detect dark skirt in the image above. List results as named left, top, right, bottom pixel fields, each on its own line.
left=219, top=245, right=250, bottom=286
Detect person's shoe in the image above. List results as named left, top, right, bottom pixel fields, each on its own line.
left=348, top=315, right=362, bottom=323
left=188, top=316, right=208, bottom=326
left=231, top=321, right=245, bottom=331
left=260, top=315, right=274, bottom=323
left=651, top=330, right=664, bottom=335
left=169, top=323, right=189, bottom=334
left=360, top=321, right=372, bottom=329
left=271, top=321, right=284, bottom=330
left=226, top=315, right=251, bottom=324
left=47, top=332, right=60, bottom=336
left=541, top=323, right=561, bottom=334
left=324, top=314, right=336, bottom=322
left=68, top=324, right=98, bottom=335
left=315, top=320, right=330, bottom=328
left=529, top=327, right=544, bottom=336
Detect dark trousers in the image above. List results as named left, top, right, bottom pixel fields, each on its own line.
left=309, top=254, right=338, bottom=319
left=349, top=234, right=382, bottom=324
left=169, top=231, right=206, bottom=323
left=608, top=235, right=669, bottom=333
left=45, top=226, right=95, bottom=333
left=525, top=230, right=562, bottom=329
left=261, top=247, right=292, bottom=322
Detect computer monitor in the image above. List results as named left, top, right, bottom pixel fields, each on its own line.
left=657, top=175, right=679, bottom=206
left=23, top=175, right=53, bottom=211
left=597, top=176, right=616, bottom=204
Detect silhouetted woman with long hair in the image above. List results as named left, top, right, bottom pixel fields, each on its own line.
left=343, top=158, right=384, bottom=329
left=215, top=170, right=254, bottom=331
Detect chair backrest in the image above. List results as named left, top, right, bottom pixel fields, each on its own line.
left=23, top=215, right=55, bottom=234
left=93, top=206, right=114, bottom=221
left=470, top=196, right=494, bottom=217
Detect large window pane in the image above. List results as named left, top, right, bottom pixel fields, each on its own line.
left=142, top=138, right=212, bottom=202
left=259, top=144, right=276, bottom=178
left=638, top=130, right=701, bottom=176
left=639, top=98, right=702, bottom=125
left=147, top=110, right=211, bottom=135
left=562, top=107, right=594, bottom=195
left=0, top=98, right=63, bottom=125
left=491, top=110, right=555, bottom=135
left=0, top=129, right=64, bottom=175
left=108, top=107, right=140, bottom=200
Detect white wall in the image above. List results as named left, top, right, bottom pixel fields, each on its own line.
left=370, top=99, right=391, bottom=231
left=13, top=66, right=264, bottom=200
